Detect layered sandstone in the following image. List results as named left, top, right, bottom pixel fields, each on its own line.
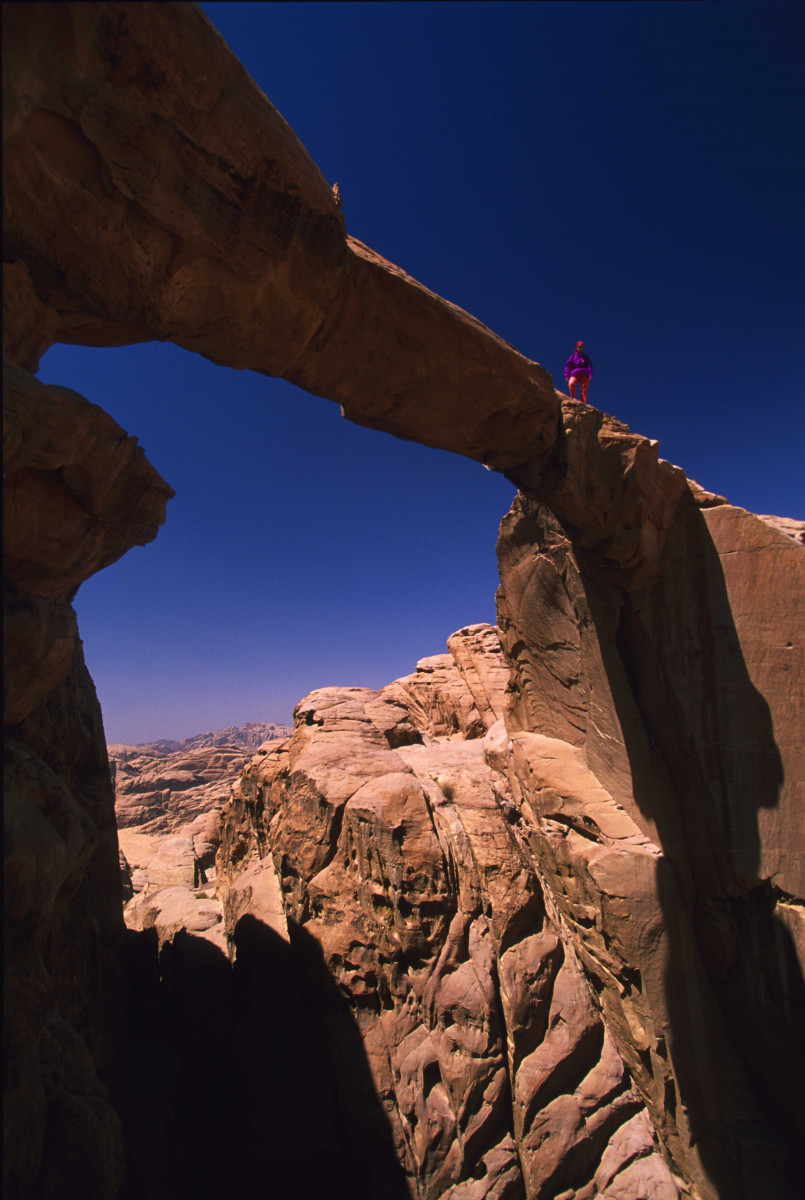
left=109, top=728, right=288, bottom=957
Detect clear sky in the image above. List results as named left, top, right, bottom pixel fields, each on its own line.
left=38, top=1, right=804, bottom=744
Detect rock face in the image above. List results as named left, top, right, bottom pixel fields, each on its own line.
left=111, top=744, right=250, bottom=836
left=4, top=5, right=804, bottom=1200
left=3, top=362, right=173, bottom=728
left=109, top=730, right=291, bottom=961
left=108, top=729, right=289, bottom=933
left=107, top=727, right=290, bottom=977
left=495, top=496, right=805, bottom=1200
left=217, top=626, right=681, bottom=1199
left=3, top=364, right=172, bottom=1198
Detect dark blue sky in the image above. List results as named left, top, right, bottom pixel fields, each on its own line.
left=39, top=1, right=804, bottom=743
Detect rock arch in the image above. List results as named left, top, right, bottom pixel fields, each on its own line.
left=4, top=6, right=804, bottom=1199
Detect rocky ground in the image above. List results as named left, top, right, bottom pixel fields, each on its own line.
left=109, top=725, right=289, bottom=952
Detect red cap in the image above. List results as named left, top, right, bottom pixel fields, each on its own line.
left=576, top=341, right=584, bottom=347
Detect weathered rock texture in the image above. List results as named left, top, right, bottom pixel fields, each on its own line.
left=3, top=362, right=173, bottom=727
left=496, top=496, right=805, bottom=1200
left=109, top=728, right=290, bottom=946
left=4, top=4, right=804, bottom=1200
left=109, top=728, right=288, bottom=960
left=217, top=627, right=682, bottom=1200
left=111, top=744, right=249, bottom=837
left=109, top=726, right=289, bottom=846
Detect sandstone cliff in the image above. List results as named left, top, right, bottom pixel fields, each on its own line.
left=495, top=497, right=804, bottom=1199
left=3, top=362, right=172, bottom=1198
left=212, top=516, right=805, bottom=1197
left=3, top=5, right=803, bottom=1200
left=215, top=626, right=682, bottom=1199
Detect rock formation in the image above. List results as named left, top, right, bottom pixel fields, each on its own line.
left=109, top=726, right=288, bottom=869
left=3, top=1, right=687, bottom=588
left=495, top=497, right=804, bottom=1199
left=3, top=360, right=172, bottom=1198
left=3, top=4, right=803, bottom=1199
left=111, top=744, right=251, bottom=839
left=216, top=626, right=682, bottom=1199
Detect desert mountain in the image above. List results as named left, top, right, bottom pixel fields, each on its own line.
left=109, top=720, right=291, bottom=759
left=3, top=6, right=803, bottom=1200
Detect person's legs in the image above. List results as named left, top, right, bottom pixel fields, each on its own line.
left=568, top=373, right=589, bottom=403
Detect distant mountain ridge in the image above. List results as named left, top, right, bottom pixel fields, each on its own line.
left=109, top=721, right=292, bottom=757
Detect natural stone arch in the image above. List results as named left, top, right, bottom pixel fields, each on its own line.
left=4, top=6, right=804, bottom=1200
left=4, top=0, right=687, bottom=592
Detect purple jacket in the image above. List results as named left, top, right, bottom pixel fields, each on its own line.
left=564, top=350, right=593, bottom=380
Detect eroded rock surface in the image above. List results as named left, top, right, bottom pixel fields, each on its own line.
left=496, top=495, right=805, bottom=1200
left=112, top=745, right=247, bottom=832
left=3, top=362, right=173, bottom=728
left=109, top=728, right=290, bottom=968
left=211, top=489, right=804, bottom=1200
left=216, top=626, right=680, bottom=1200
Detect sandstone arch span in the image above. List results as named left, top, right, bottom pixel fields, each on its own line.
left=4, top=0, right=687, bottom=591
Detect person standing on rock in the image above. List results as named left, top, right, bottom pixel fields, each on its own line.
left=564, top=341, right=593, bottom=404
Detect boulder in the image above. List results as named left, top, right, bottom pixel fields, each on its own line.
left=142, top=836, right=198, bottom=892
left=124, top=886, right=223, bottom=950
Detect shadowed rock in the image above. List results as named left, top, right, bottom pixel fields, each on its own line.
left=3, top=361, right=171, bottom=1199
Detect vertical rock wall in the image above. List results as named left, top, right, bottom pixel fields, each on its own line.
left=3, top=363, right=173, bottom=1198
left=496, top=494, right=805, bottom=1199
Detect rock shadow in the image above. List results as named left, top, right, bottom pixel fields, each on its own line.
left=111, top=916, right=409, bottom=1200
left=580, top=500, right=804, bottom=1198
